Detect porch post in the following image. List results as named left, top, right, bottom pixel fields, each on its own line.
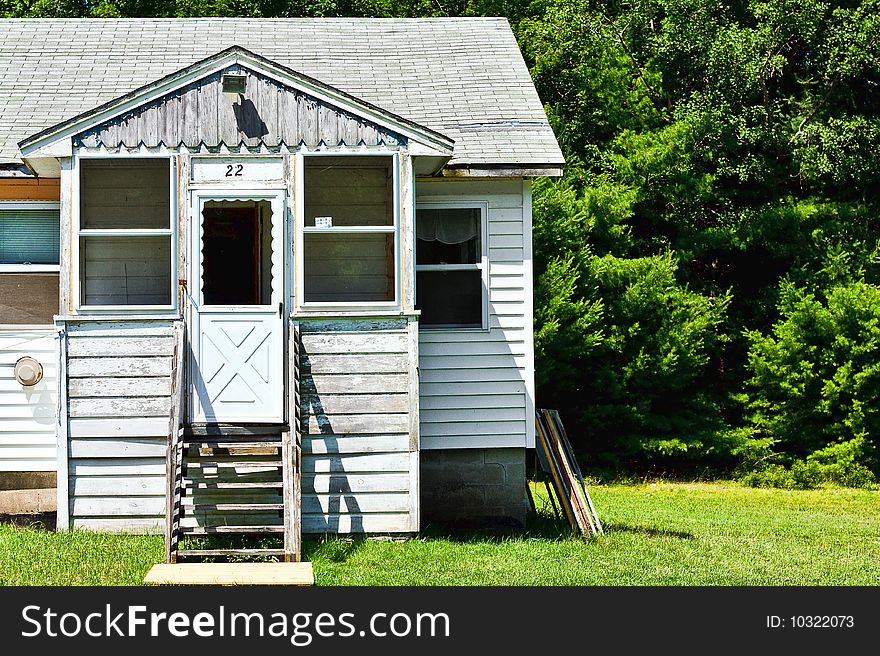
left=399, top=151, right=416, bottom=313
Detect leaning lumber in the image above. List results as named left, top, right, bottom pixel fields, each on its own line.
left=535, top=409, right=603, bottom=537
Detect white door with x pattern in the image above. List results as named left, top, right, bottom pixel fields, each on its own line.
left=189, top=192, right=285, bottom=423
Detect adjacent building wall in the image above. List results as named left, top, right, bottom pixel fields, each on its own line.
left=0, top=177, right=61, bottom=475
left=0, top=177, right=60, bottom=201
left=415, top=178, right=535, bottom=452
left=0, top=328, right=57, bottom=472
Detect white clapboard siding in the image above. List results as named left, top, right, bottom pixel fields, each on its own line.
left=419, top=341, right=527, bottom=356
left=300, top=452, right=412, bottom=474
left=302, top=373, right=408, bottom=395
left=0, top=404, right=54, bottom=419
left=298, top=317, right=418, bottom=534
left=0, top=376, right=56, bottom=393
left=0, top=328, right=57, bottom=471
left=69, top=475, right=166, bottom=497
left=301, top=394, right=409, bottom=415
left=71, top=517, right=164, bottom=532
left=303, top=492, right=411, bottom=514
left=302, top=354, right=408, bottom=375
left=306, top=413, right=409, bottom=435
left=416, top=179, right=535, bottom=450
left=64, top=320, right=176, bottom=533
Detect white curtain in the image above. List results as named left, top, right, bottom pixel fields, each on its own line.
left=417, top=210, right=479, bottom=244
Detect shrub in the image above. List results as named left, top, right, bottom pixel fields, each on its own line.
left=743, top=280, right=880, bottom=478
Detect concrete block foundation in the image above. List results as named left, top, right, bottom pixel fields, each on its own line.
left=420, top=448, right=529, bottom=529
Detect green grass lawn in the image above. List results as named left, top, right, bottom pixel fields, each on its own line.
left=1, top=482, right=878, bottom=585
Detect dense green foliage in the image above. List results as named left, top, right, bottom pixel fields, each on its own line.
left=521, top=0, right=880, bottom=483
left=3, top=0, right=879, bottom=484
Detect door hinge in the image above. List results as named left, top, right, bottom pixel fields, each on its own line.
left=279, top=302, right=284, bottom=318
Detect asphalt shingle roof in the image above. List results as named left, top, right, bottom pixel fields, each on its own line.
left=0, top=18, right=564, bottom=168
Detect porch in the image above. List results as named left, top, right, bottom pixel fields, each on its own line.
left=57, top=311, right=420, bottom=544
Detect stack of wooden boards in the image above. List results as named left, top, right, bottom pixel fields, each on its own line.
left=535, top=409, right=603, bottom=537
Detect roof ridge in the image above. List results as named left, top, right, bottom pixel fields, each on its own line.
left=0, top=16, right=509, bottom=22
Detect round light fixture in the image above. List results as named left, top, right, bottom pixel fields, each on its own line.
left=14, top=356, right=43, bottom=387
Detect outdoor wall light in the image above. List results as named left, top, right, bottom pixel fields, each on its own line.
left=14, top=356, right=43, bottom=387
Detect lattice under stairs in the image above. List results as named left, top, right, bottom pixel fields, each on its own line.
left=166, top=425, right=302, bottom=563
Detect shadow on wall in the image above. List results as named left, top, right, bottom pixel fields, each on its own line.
left=300, top=352, right=363, bottom=534
left=232, top=98, right=269, bottom=140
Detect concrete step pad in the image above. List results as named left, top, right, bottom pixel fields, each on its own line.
left=144, top=562, right=314, bottom=586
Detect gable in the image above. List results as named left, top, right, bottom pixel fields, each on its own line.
left=75, top=64, right=405, bottom=152
left=19, top=46, right=454, bottom=173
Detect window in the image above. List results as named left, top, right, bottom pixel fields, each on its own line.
left=301, top=155, right=396, bottom=304
left=0, top=207, right=59, bottom=267
left=78, top=158, right=173, bottom=308
left=0, top=203, right=60, bottom=324
left=416, top=203, right=488, bottom=328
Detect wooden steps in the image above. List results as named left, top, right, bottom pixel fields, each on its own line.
left=184, top=424, right=287, bottom=437
left=183, top=481, right=284, bottom=490
left=144, top=562, right=313, bottom=586
left=167, top=424, right=302, bottom=562
left=185, top=441, right=284, bottom=451
left=177, top=548, right=288, bottom=558
left=185, top=503, right=286, bottom=512
left=163, top=324, right=302, bottom=567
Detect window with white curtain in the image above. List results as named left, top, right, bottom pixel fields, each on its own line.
left=415, top=203, right=488, bottom=328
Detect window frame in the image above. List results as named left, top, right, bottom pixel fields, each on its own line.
left=295, top=151, right=401, bottom=311
left=73, top=154, right=177, bottom=314
left=0, top=201, right=61, bottom=273
left=415, top=200, right=489, bottom=331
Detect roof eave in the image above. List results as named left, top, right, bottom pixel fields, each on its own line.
left=438, top=163, right=565, bottom=178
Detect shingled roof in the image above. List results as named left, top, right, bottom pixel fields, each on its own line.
left=0, top=18, right=564, bottom=172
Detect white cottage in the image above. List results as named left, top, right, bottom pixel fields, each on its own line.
left=0, top=18, right=563, bottom=559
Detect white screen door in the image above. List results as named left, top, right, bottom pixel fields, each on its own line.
left=189, top=192, right=285, bottom=423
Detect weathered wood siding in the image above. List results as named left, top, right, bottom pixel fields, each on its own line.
left=74, top=65, right=405, bottom=151
left=297, top=316, right=419, bottom=533
left=63, top=320, right=175, bottom=532
left=0, top=328, right=57, bottom=471
left=415, top=179, right=535, bottom=450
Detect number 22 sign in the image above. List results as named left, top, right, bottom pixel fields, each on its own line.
left=191, top=157, right=283, bottom=183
